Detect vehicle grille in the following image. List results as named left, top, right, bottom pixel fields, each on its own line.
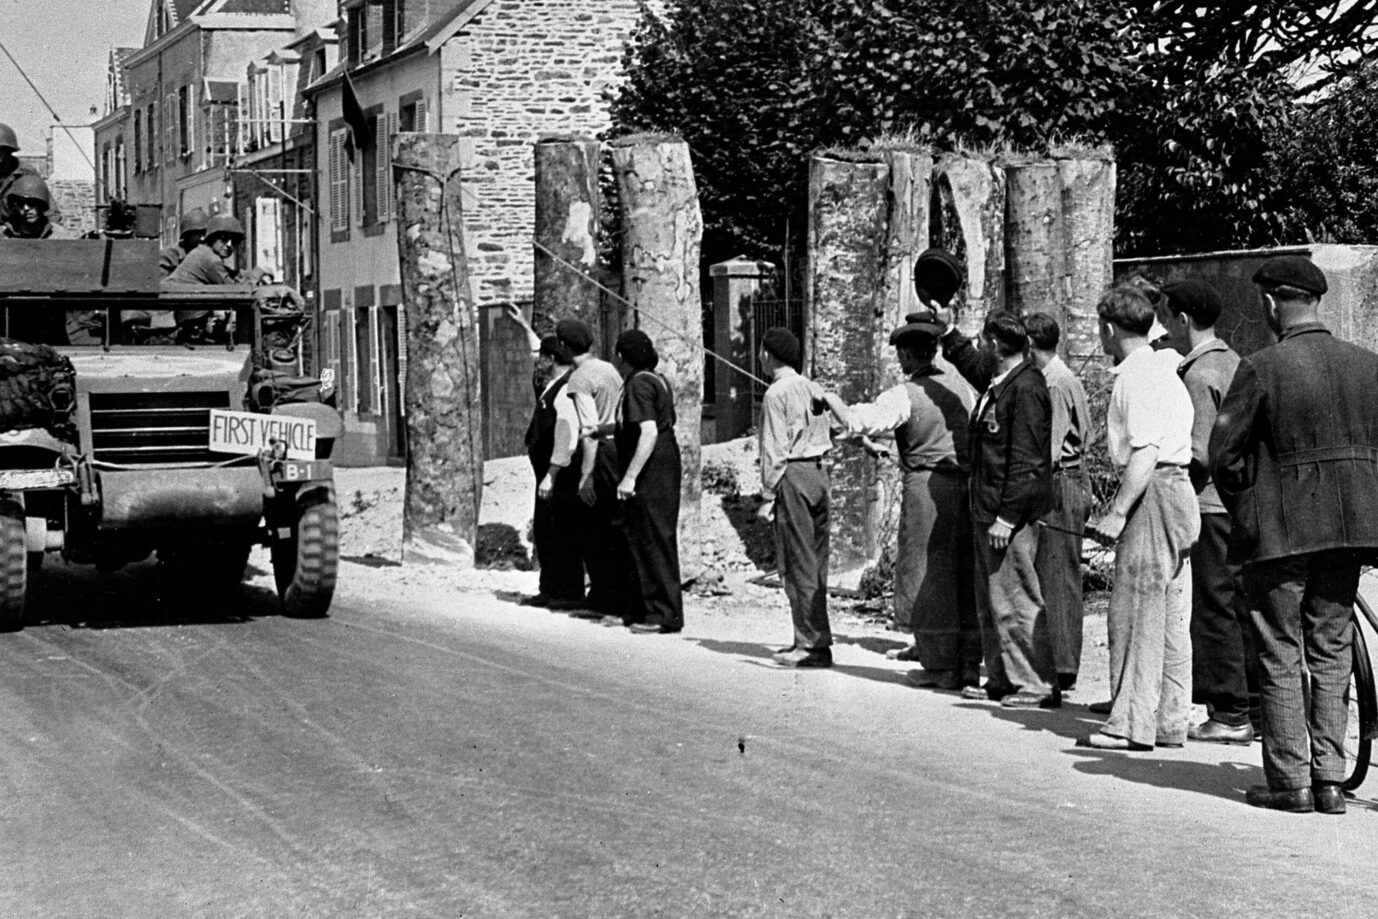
left=89, top=391, right=232, bottom=466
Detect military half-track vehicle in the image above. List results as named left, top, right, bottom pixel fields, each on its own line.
left=0, top=238, right=342, bottom=629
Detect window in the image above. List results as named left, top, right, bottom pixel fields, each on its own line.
left=114, top=138, right=126, bottom=199
left=133, top=109, right=143, bottom=172
left=329, top=126, right=350, bottom=238
left=348, top=7, right=365, bottom=66
left=398, top=93, right=426, bottom=132
left=382, top=0, right=397, bottom=53
left=178, top=85, right=193, bottom=158
left=101, top=143, right=113, bottom=203
left=146, top=103, right=158, bottom=169
left=366, top=2, right=384, bottom=59
left=361, top=113, right=378, bottom=226
left=393, top=0, right=406, bottom=43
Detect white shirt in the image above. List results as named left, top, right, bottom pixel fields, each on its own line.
left=544, top=373, right=580, bottom=468
left=1107, top=344, right=1194, bottom=468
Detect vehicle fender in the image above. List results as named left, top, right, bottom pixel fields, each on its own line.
left=272, top=401, right=343, bottom=441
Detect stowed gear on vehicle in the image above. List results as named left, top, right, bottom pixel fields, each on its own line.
left=0, top=237, right=342, bottom=630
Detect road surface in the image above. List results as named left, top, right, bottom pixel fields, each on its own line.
left=2, top=555, right=1374, bottom=917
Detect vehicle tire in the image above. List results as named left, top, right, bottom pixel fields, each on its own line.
left=1343, top=604, right=1376, bottom=792
left=273, top=488, right=338, bottom=618
left=0, top=497, right=27, bottom=632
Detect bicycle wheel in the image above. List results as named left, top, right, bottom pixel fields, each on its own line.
left=1343, top=598, right=1377, bottom=792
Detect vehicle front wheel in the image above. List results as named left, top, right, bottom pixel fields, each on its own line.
left=0, top=496, right=27, bottom=631
left=272, top=488, right=339, bottom=618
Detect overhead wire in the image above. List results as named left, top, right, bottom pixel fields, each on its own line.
left=0, top=38, right=99, bottom=177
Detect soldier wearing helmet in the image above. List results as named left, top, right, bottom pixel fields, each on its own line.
left=165, top=213, right=245, bottom=286
left=159, top=207, right=210, bottom=277
left=2, top=174, right=59, bottom=239
left=0, top=124, right=41, bottom=227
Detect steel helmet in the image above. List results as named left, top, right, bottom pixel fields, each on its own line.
left=6, top=174, right=50, bottom=210
left=0, top=123, right=17, bottom=152
left=179, top=207, right=210, bottom=237
left=204, top=214, right=244, bottom=240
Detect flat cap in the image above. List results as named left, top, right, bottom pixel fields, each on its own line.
left=555, top=318, right=594, bottom=354
left=1252, top=256, right=1327, bottom=296
left=1162, top=279, right=1224, bottom=326
left=888, top=311, right=944, bottom=345
left=912, top=248, right=964, bottom=306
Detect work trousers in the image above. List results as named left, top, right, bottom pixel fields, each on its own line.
left=531, top=467, right=585, bottom=601
left=622, top=433, right=683, bottom=629
left=578, top=443, right=629, bottom=616
left=1191, top=512, right=1258, bottom=725
left=1243, top=551, right=1361, bottom=790
left=895, top=468, right=980, bottom=673
left=1103, top=467, right=1198, bottom=747
left=1037, top=467, right=1092, bottom=682
left=775, top=462, right=831, bottom=651
left=973, top=522, right=1055, bottom=695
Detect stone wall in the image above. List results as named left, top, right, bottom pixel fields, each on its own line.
left=50, top=180, right=98, bottom=235
left=1114, top=244, right=1378, bottom=358
left=444, top=0, right=647, bottom=312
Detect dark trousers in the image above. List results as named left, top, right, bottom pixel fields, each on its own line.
left=623, top=434, right=683, bottom=628
left=974, top=522, right=1056, bottom=695
left=1191, top=512, right=1258, bottom=725
left=775, top=462, right=831, bottom=651
left=531, top=467, right=584, bottom=601
left=1243, top=551, right=1360, bottom=790
left=1037, top=467, right=1091, bottom=682
left=579, top=443, right=628, bottom=615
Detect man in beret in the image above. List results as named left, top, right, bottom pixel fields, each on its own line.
left=1210, top=255, right=1378, bottom=814
left=816, top=311, right=981, bottom=689
left=927, top=248, right=1060, bottom=710
left=1159, top=280, right=1256, bottom=747
left=559, top=318, right=629, bottom=620
left=757, top=327, right=835, bottom=667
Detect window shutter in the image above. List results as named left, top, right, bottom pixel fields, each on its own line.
left=329, top=129, right=349, bottom=233
left=165, top=93, right=176, bottom=163
left=186, top=87, right=196, bottom=163
left=352, top=144, right=363, bottom=228
left=268, top=66, right=284, bottom=143
left=236, top=82, right=250, bottom=154
left=377, top=112, right=396, bottom=221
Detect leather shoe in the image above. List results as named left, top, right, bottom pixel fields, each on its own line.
left=1087, top=700, right=1113, bottom=715
left=1188, top=719, right=1254, bottom=746
left=1313, top=784, right=1347, bottom=815
left=773, top=647, right=832, bottom=668
left=1245, top=785, right=1314, bottom=813
left=886, top=644, right=923, bottom=661
left=518, top=593, right=552, bottom=607
left=904, top=668, right=952, bottom=688
left=961, top=681, right=1013, bottom=702
left=546, top=597, right=589, bottom=611
left=1000, top=691, right=1060, bottom=710
left=628, top=621, right=681, bottom=634
left=1076, top=732, right=1152, bottom=751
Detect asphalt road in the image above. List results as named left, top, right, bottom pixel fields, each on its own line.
left=2, top=557, right=1376, bottom=918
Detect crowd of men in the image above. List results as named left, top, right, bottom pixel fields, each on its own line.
left=761, top=248, right=1378, bottom=816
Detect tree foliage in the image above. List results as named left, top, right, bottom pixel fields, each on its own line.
left=609, top=0, right=1378, bottom=261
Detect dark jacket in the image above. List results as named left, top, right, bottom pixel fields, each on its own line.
left=1209, top=322, right=1378, bottom=565
left=525, top=369, right=572, bottom=480
left=943, top=331, right=1054, bottom=527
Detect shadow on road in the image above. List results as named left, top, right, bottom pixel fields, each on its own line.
left=20, top=559, right=283, bottom=630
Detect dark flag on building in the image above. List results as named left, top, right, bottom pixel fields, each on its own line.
left=342, top=70, right=372, bottom=162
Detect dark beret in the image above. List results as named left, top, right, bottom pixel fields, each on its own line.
left=1252, top=256, right=1328, bottom=296
left=888, top=311, right=944, bottom=346
left=1162, top=279, right=1224, bottom=326
left=538, top=334, right=571, bottom=363
left=912, top=248, right=965, bottom=306
left=614, top=328, right=658, bottom=371
left=760, top=326, right=801, bottom=370
left=555, top=318, right=594, bottom=354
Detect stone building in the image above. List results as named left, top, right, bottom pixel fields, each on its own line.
left=304, top=0, right=645, bottom=464
left=92, top=0, right=335, bottom=246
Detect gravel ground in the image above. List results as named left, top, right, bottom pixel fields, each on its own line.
left=331, top=450, right=1122, bottom=707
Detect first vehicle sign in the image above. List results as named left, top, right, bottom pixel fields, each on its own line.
left=209, top=409, right=317, bottom=460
